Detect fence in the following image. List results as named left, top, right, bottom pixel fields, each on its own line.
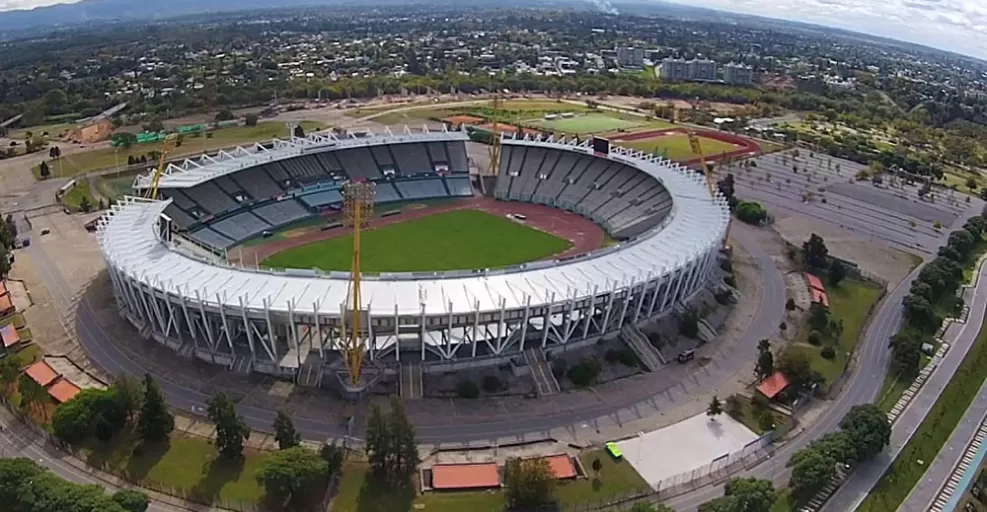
left=552, top=432, right=777, bottom=512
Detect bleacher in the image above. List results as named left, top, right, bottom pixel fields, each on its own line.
left=493, top=144, right=672, bottom=239
left=253, top=199, right=309, bottom=227
left=210, top=211, right=271, bottom=242
left=166, top=139, right=476, bottom=251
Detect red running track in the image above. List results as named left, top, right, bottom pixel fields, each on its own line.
left=228, top=196, right=605, bottom=267
left=611, top=127, right=761, bottom=166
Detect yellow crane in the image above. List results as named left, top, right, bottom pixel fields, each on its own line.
left=687, top=131, right=732, bottom=250
left=341, top=182, right=376, bottom=385
left=144, top=133, right=180, bottom=200
left=487, top=94, right=503, bottom=176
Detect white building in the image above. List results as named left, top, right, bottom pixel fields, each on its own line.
left=723, top=63, right=755, bottom=85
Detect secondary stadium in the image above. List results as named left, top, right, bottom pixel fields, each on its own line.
left=96, top=125, right=729, bottom=389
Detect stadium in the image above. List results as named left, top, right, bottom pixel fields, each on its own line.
left=95, top=125, right=729, bottom=392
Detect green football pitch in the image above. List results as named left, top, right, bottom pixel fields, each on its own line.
left=260, top=209, right=572, bottom=272
left=529, top=114, right=647, bottom=134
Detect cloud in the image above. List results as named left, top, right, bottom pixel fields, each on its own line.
left=0, top=0, right=78, bottom=11
left=662, top=0, right=987, bottom=59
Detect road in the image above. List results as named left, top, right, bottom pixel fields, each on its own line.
left=666, top=256, right=920, bottom=510
left=898, top=376, right=987, bottom=511
left=821, top=257, right=987, bottom=511
left=0, top=407, right=179, bottom=512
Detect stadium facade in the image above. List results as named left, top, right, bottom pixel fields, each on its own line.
left=97, top=126, right=729, bottom=384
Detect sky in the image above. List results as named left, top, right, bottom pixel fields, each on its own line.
left=662, top=0, right=987, bottom=60
left=0, top=0, right=985, bottom=60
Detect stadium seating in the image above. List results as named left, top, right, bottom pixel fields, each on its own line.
left=445, top=176, right=473, bottom=197
left=164, top=204, right=196, bottom=228
left=232, top=166, right=284, bottom=199
left=189, top=227, right=235, bottom=249
left=374, top=181, right=403, bottom=203
left=184, top=181, right=239, bottom=214
left=493, top=145, right=673, bottom=239
left=333, top=147, right=380, bottom=180
left=253, top=199, right=309, bottom=227
left=395, top=177, right=447, bottom=200
left=425, top=142, right=449, bottom=166
left=210, top=211, right=272, bottom=242
left=299, top=188, right=344, bottom=208
left=391, top=142, right=432, bottom=174
left=447, top=141, right=469, bottom=172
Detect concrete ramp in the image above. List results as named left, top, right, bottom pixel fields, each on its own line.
left=524, top=348, right=560, bottom=396
left=621, top=324, right=666, bottom=370
left=400, top=361, right=423, bottom=399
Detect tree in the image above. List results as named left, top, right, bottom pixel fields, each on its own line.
left=828, top=261, right=846, bottom=286
left=320, top=442, right=345, bottom=477
left=0, top=356, right=18, bottom=397
left=839, top=404, right=891, bottom=464
left=52, top=394, right=96, bottom=443
left=244, top=114, right=259, bottom=126
left=137, top=374, right=173, bottom=443
left=902, top=294, right=939, bottom=333
left=889, top=329, right=923, bottom=377
left=4, top=214, right=17, bottom=244
left=788, top=448, right=836, bottom=504
left=0, top=246, right=10, bottom=279
left=504, top=457, right=555, bottom=511
left=591, top=457, right=603, bottom=474
left=19, top=372, right=48, bottom=418
left=207, top=392, right=250, bottom=458
left=113, top=373, right=143, bottom=423
left=215, top=109, right=235, bottom=121
left=293, top=125, right=306, bottom=138
left=112, top=490, right=150, bottom=512
left=803, top=234, right=829, bottom=269
left=632, top=503, right=675, bottom=512
left=78, top=195, right=93, bottom=213
left=39, top=160, right=51, bottom=178
left=256, top=446, right=328, bottom=507
left=808, top=302, right=830, bottom=333
left=755, top=339, right=774, bottom=380
left=111, top=132, right=138, bottom=149
left=777, top=350, right=816, bottom=393
left=0, top=457, right=131, bottom=512
left=808, top=432, right=855, bottom=466
left=698, top=477, right=777, bottom=512
left=735, top=201, right=767, bottom=224
left=707, top=396, right=723, bottom=419
left=364, top=397, right=419, bottom=485
left=273, top=409, right=300, bottom=450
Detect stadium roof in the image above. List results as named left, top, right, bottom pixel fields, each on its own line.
left=101, top=139, right=729, bottom=317
left=136, top=125, right=470, bottom=190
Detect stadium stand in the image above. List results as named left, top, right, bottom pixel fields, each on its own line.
left=210, top=211, right=272, bottom=243
left=445, top=176, right=473, bottom=197
left=393, top=142, right=432, bottom=174
left=232, top=165, right=285, bottom=199
left=374, top=181, right=403, bottom=203
left=190, top=227, right=235, bottom=249
left=448, top=141, right=469, bottom=172
left=184, top=181, right=239, bottom=214
left=334, top=147, right=380, bottom=180
left=253, top=199, right=309, bottom=227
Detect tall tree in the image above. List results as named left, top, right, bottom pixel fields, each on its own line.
left=707, top=396, right=723, bottom=419
left=802, top=233, right=829, bottom=269
left=388, top=396, right=420, bottom=484
left=0, top=356, right=18, bottom=397
left=18, top=373, right=48, bottom=418
left=207, top=392, right=250, bottom=458
left=256, top=446, right=328, bottom=507
left=839, top=404, right=891, bottom=464
left=273, top=409, right=300, bottom=450
left=504, top=457, right=555, bottom=511
left=113, top=373, right=144, bottom=423
left=137, top=374, right=174, bottom=443
left=755, top=340, right=774, bottom=380
left=788, top=448, right=836, bottom=505
left=365, top=403, right=389, bottom=479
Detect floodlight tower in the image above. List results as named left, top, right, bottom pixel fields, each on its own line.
left=341, top=181, right=376, bottom=386
left=487, top=94, right=503, bottom=176
left=144, top=134, right=180, bottom=200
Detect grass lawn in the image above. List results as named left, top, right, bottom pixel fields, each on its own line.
left=261, top=209, right=571, bottom=272
left=727, top=395, right=790, bottom=435
left=333, top=450, right=647, bottom=512
left=32, top=121, right=324, bottom=179
left=79, top=430, right=267, bottom=506
left=95, top=174, right=139, bottom=202
left=784, top=279, right=884, bottom=385
left=857, top=306, right=987, bottom=512
left=8, top=122, right=74, bottom=140
left=938, top=167, right=983, bottom=198
left=620, top=133, right=739, bottom=162
left=62, top=182, right=96, bottom=212
left=528, top=113, right=646, bottom=134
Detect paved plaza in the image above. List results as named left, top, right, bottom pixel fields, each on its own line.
left=616, top=413, right=759, bottom=490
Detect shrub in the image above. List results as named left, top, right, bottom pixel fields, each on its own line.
left=735, top=200, right=768, bottom=225
left=618, top=349, right=638, bottom=367
left=679, top=307, right=700, bottom=339
left=821, top=346, right=836, bottom=359
left=456, top=380, right=479, bottom=399
left=758, top=410, right=776, bottom=431
left=724, top=275, right=737, bottom=288
left=482, top=375, right=502, bottom=394
left=808, top=330, right=822, bottom=346
left=604, top=349, right=620, bottom=364
left=568, top=358, right=602, bottom=387
left=779, top=321, right=787, bottom=331
left=752, top=393, right=770, bottom=412
left=785, top=298, right=797, bottom=311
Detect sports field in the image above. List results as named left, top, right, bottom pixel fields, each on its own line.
left=260, top=209, right=572, bottom=272
left=621, top=133, right=739, bottom=161
left=528, top=113, right=647, bottom=134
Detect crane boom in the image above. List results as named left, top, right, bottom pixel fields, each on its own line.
left=144, top=133, right=180, bottom=200
left=687, top=130, right=732, bottom=249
